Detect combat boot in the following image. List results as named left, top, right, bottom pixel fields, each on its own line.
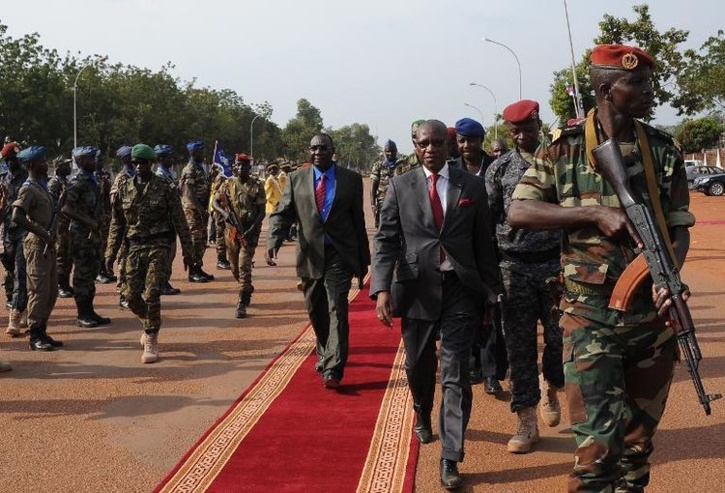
left=58, top=275, right=74, bottom=298
left=160, top=281, right=181, bottom=296
left=235, top=299, right=247, bottom=319
left=19, top=310, right=28, bottom=329
left=198, top=266, right=215, bottom=282
left=6, top=309, right=22, bottom=337
left=76, top=299, right=99, bottom=328
left=539, top=374, right=561, bottom=427
left=240, top=290, right=252, bottom=307
left=216, top=257, right=231, bottom=270
left=90, top=310, right=111, bottom=325
left=507, top=407, right=540, bottom=453
left=29, top=327, right=54, bottom=351
left=188, top=265, right=210, bottom=283
left=140, top=332, right=159, bottom=364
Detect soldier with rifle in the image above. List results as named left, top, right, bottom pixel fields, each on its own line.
left=508, top=44, right=703, bottom=492
left=212, top=153, right=266, bottom=319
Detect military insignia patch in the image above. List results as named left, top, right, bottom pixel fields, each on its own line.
left=621, top=53, right=639, bottom=70
left=530, top=110, right=539, bottom=120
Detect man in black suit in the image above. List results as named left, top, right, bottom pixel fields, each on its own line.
left=371, top=120, right=501, bottom=490
left=267, top=133, right=370, bottom=390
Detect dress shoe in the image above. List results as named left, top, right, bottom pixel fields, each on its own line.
left=41, top=333, right=64, bottom=348
left=160, top=284, right=181, bottom=296
left=216, top=259, right=231, bottom=270
left=58, top=286, right=74, bottom=298
left=76, top=316, right=99, bottom=328
left=91, top=312, right=111, bottom=325
left=188, top=271, right=210, bottom=283
left=414, top=414, right=433, bottom=444
left=198, top=268, right=215, bottom=281
left=314, top=358, right=323, bottom=373
left=29, top=338, right=54, bottom=351
left=469, top=368, right=484, bottom=385
left=483, top=376, right=504, bottom=395
left=440, top=459, right=463, bottom=490
left=323, top=375, right=340, bottom=389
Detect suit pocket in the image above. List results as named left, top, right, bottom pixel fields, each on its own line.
left=394, top=252, right=418, bottom=282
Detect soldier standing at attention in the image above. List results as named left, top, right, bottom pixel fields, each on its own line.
left=154, top=144, right=182, bottom=296
left=369, top=140, right=398, bottom=229
left=508, top=44, right=695, bottom=492
left=180, top=141, right=214, bottom=283
left=210, top=163, right=231, bottom=271
left=105, top=144, right=196, bottom=363
left=212, top=154, right=266, bottom=318
left=62, top=146, right=111, bottom=328
left=48, top=157, right=74, bottom=299
left=485, top=100, right=564, bottom=454
left=11, top=146, right=63, bottom=351
left=110, top=145, right=136, bottom=308
left=95, top=150, right=115, bottom=284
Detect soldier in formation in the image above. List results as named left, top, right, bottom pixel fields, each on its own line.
left=180, top=141, right=214, bottom=283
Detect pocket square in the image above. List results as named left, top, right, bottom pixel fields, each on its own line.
left=458, top=198, right=475, bottom=207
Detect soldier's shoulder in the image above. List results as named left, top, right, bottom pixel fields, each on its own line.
left=551, top=122, right=584, bottom=144
left=641, top=121, right=676, bottom=146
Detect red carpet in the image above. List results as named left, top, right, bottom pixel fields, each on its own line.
left=154, top=282, right=419, bottom=493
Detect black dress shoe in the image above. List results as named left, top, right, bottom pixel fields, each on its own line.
left=469, top=368, right=484, bottom=385
left=314, top=359, right=323, bottom=373
left=440, top=459, right=463, bottom=490
left=188, top=272, right=210, bottom=283
left=91, top=312, right=111, bottom=325
left=198, top=268, right=215, bottom=281
left=41, top=333, right=64, bottom=348
left=160, top=285, right=181, bottom=296
left=414, top=414, right=433, bottom=444
left=58, top=287, right=74, bottom=298
left=323, top=375, right=340, bottom=389
left=216, top=260, right=231, bottom=270
left=29, top=338, right=54, bottom=351
left=483, top=376, right=504, bottom=395
left=77, top=316, right=99, bottom=328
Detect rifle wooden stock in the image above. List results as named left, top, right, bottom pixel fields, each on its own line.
left=608, top=252, right=649, bottom=312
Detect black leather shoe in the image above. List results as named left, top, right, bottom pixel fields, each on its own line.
left=440, top=459, right=463, bottom=490
left=469, top=368, right=484, bottom=385
left=235, top=304, right=247, bottom=319
left=91, top=312, right=111, bottom=325
left=29, top=338, right=54, bottom=351
left=314, top=358, right=323, bottom=373
left=58, top=286, right=74, bottom=298
left=76, top=316, right=99, bottom=328
left=323, top=375, right=340, bottom=389
left=41, top=333, right=64, bottom=348
left=188, top=272, right=210, bottom=283
left=95, top=273, right=113, bottom=284
left=198, top=268, right=215, bottom=281
left=414, top=413, right=433, bottom=444
left=216, top=260, right=231, bottom=270
left=160, top=284, right=181, bottom=295
left=484, top=376, right=504, bottom=395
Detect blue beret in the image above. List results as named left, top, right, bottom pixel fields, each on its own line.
left=186, top=141, right=205, bottom=152
left=384, top=140, right=397, bottom=151
left=72, top=146, right=99, bottom=159
left=154, top=144, right=175, bottom=158
left=17, top=146, right=48, bottom=163
left=455, top=118, right=486, bottom=138
left=116, top=145, right=133, bottom=158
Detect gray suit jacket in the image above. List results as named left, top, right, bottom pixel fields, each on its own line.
left=267, top=164, right=370, bottom=279
left=370, top=166, right=501, bottom=320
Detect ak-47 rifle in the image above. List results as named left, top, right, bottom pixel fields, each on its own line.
left=592, top=139, right=722, bottom=415
left=219, top=189, right=248, bottom=247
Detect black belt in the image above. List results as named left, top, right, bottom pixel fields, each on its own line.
left=499, top=247, right=559, bottom=264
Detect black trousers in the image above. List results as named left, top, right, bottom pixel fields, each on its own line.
left=401, top=272, right=481, bottom=462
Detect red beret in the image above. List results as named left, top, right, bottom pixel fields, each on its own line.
left=502, top=100, right=540, bottom=124
left=447, top=127, right=457, bottom=138
left=1, top=142, right=20, bottom=158
left=235, top=153, right=251, bottom=162
left=590, top=44, right=655, bottom=71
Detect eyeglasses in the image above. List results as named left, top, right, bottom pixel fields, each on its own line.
left=309, top=145, right=330, bottom=152
left=414, top=139, right=446, bottom=149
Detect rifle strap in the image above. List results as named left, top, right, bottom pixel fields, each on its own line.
left=584, top=109, right=677, bottom=265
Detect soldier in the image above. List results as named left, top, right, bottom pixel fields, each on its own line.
left=485, top=100, right=564, bottom=454
left=11, top=146, right=63, bottom=351
left=179, top=140, right=214, bottom=282
left=2, top=141, right=29, bottom=336
left=154, top=144, right=182, bottom=296
left=508, top=45, right=695, bottom=491
left=491, top=138, right=509, bottom=159
left=393, top=120, right=425, bottom=177
left=212, top=153, right=266, bottom=318
left=48, top=157, right=74, bottom=298
left=110, top=145, right=136, bottom=307
left=369, top=140, right=399, bottom=228
left=210, top=163, right=231, bottom=270
left=95, top=150, right=115, bottom=284
left=105, top=144, right=196, bottom=363
left=61, top=146, right=111, bottom=328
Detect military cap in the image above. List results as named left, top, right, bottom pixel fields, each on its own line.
left=455, top=118, right=486, bottom=138
left=446, top=127, right=457, bottom=139
left=235, top=153, right=252, bottom=163
left=1, top=142, right=20, bottom=158
left=411, top=119, right=426, bottom=136
left=154, top=144, right=174, bottom=158
left=17, top=146, right=48, bottom=163
left=502, top=100, right=540, bottom=124
left=131, top=144, right=157, bottom=161
left=72, top=146, right=99, bottom=159
left=186, top=140, right=205, bottom=152
left=116, top=145, right=133, bottom=158
left=384, top=140, right=397, bottom=151
left=590, top=44, right=655, bottom=71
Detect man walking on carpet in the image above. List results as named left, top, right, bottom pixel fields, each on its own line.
left=371, top=120, right=501, bottom=490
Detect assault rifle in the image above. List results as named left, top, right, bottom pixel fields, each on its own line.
left=219, top=189, right=247, bottom=247
left=592, top=139, right=722, bottom=415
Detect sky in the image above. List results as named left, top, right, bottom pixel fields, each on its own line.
left=2, top=0, right=722, bottom=154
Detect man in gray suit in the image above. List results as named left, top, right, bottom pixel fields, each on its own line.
left=267, top=133, right=370, bottom=390
left=371, top=120, right=501, bottom=490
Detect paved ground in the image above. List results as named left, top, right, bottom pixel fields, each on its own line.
left=1, top=183, right=724, bottom=492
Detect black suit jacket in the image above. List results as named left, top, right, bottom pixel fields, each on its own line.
left=370, top=166, right=501, bottom=320
left=268, top=164, right=370, bottom=279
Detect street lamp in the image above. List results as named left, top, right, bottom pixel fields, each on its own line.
left=73, top=59, right=98, bottom=150
left=249, top=114, right=263, bottom=160
left=463, top=103, right=485, bottom=125
left=469, top=82, right=498, bottom=139
left=563, top=0, right=583, bottom=118
left=482, top=37, right=522, bottom=100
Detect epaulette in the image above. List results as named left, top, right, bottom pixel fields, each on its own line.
left=551, top=123, right=584, bottom=144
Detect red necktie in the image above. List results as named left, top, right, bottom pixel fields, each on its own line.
left=315, top=174, right=326, bottom=214
left=429, top=174, right=446, bottom=264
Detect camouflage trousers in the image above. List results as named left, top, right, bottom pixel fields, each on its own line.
left=116, top=240, right=129, bottom=293
left=55, top=218, right=72, bottom=278
left=561, top=304, right=677, bottom=492
left=71, top=232, right=100, bottom=302
left=500, top=259, right=564, bottom=412
left=3, top=230, right=27, bottom=312
left=183, top=207, right=208, bottom=266
left=25, top=241, right=58, bottom=330
left=214, top=211, right=226, bottom=261
left=164, top=238, right=177, bottom=285
left=225, top=230, right=258, bottom=296
left=122, top=244, right=168, bottom=334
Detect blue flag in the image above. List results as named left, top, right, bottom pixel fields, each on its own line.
left=213, top=142, right=233, bottom=178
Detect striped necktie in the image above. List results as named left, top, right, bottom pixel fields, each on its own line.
left=315, top=174, right=326, bottom=214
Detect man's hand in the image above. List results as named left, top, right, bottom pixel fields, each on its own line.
left=594, top=206, right=643, bottom=248
left=104, top=258, right=114, bottom=276
left=653, top=283, right=691, bottom=319
left=265, top=247, right=277, bottom=266
left=375, top=291, right=394, bottom=328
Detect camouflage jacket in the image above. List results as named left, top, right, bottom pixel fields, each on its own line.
left=485, top=148, right=561, bottom=256
left=106, top=174, right=193, bottom=261
left=109, top=168, right=135, bottom=204
left=512, top=121, right=695, bottom=323
left=393, top=154, right=420, bottom=177
left=179, top=160, right=210, bottom=211
left=369, top=160, right=399, bottom=204
left=217, top=176, right=266, bottom=229
left=64, top=170, right=101, bottom=236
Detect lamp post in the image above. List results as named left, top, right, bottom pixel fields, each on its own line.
left=563, top=0, right=583, bottom=118
left=469, top=82, right=498, bottom=139
left=463, top=103, right=485, bottom=125
left=73, top=60, right=97, bottom=150
left=249, top=114, right=262, bottom=160
left=482, top=37, right=522, bottom=100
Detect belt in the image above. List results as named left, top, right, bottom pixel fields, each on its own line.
left=563, top=278, right=612, bottom=297
left=499, top=247, right=559, bottom=264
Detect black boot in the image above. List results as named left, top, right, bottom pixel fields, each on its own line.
left=198, top=266, right=215, bottom=281
left=160, top=281, right=181, bottom=295
left=76, top=299, right=99, bottom=328
left=188, top=265, right=210, bottom=283
left=40, top=325, right=64, bottom=348
left=58, top=275, right=74, bottom=298
left=89, top=302, right=111, bottom=325
left=235, top=297, right=247, bottom=319
left=216, top=258, right=231, bottom=270
left=440, top=459, right=463, bottom=490
left=29, top=327, right=54, bottom=351
left=240, top=290, right=252, bottom=307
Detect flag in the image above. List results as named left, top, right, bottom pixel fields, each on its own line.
left=565, top=82, right=575, bottom=97
left=213, top=141, right=233, bottom=178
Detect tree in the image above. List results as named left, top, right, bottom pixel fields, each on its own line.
left=676, top=30, right=725, bottom=115
left=674, top=117, right=724, bottom=153
left=328, top=123, right=377, bottom=172
left=282, top=99, right=324, bottom=161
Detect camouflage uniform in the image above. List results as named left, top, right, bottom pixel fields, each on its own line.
left=210, top=173, right=227, bottom=264
left=393, top=154, right=420, bottom=176
left=217, top=175, right=266, bottom=300
left=179, top=160, right=210, bottom=265
left=95, top=168, right=113, bottom=281
left=106, top=174, right=193, bottom=334
left=485, top=148, right=564, bottom=412
left=156, top=165, right=178, bottom=287
left=48, top=174, right=72, bottom=292
left=109, top=168, right=135, bottom=298
left=369, top=160, right=398, bottom=228
left=512, top=122, right=695, bottom=491
left=2, top=166, right=29, bottom=312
